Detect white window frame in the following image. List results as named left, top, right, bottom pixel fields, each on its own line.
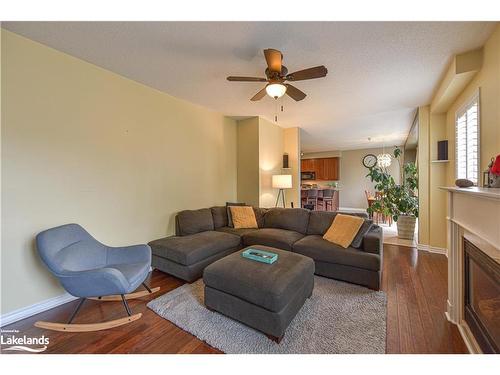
left=455, top=89, right=480, bottom=185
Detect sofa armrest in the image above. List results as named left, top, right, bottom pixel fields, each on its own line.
left=362, top=225, right=383, bottom=255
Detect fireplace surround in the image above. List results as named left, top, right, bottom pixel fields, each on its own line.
left=463, top=238, right=499, bottom=353
left=442, top=186, right=500, bottom=353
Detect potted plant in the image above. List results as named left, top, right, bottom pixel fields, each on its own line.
left=366, top=148, right=418, bottom=239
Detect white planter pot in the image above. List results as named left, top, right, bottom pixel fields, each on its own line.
left=397, top=215, right=416, bottom=240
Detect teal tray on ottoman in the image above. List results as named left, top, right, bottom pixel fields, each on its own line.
left=203, top=245, right=315, bottom=343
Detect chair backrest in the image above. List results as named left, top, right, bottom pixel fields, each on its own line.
left=307, top=189, right=318, bottom=198
left=36, top=224, right=107, bottom=274
left=323, top=189, right=334, bottom=198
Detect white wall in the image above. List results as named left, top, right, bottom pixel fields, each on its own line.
left=1, top=30, right=238, bottom=314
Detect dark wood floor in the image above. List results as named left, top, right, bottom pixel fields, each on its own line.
left=1, top=244, right=467, bottom=354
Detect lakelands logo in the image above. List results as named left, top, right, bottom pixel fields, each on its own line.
left=1, top=329, right=49, bottom=353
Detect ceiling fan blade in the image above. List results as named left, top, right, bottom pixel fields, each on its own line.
left=250, top=87, right=267, bottom=101
left=285, top=84, right=307, bottom=101
left=264, top=49, right=283, bottom=73
left=286, top=65, right=328, bottom=81
left=227, top=76, right=268, bottom=82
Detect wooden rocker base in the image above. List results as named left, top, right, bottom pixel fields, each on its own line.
left=34, top=313, right=142, bottom=332
left=88, top=287, right=160, bottom=301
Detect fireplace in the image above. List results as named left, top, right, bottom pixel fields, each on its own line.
left=464, top=238, right=500, bottom=353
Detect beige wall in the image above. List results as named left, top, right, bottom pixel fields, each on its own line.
left=418, top=106, right=430, bottom=246
left=1, top=30, right=238, bottom=314
left=236, top=117, right=260, bottom=207
left=338, top=147, right=401, bottom=209
left=419, top=24, right=500, bottom=250
left=236, top=118, right=299, bottom=208
left=445, top=24, right=500, bottom=186
left=283, top=127, right=301, bottom=208
left=258, top=117, right=284, bottom=208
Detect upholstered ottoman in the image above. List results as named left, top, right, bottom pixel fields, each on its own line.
left=203, top=245, right=314, bottom=343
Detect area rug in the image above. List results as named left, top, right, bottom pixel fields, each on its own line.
left=147, top=276, right=386, bottom=354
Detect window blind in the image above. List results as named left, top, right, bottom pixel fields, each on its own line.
left=455, top=91, right=480, bottom=185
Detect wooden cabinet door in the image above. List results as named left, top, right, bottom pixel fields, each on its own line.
left=315, top=158, right=325, bottom=180
left=322, top=157, right=339, bottom=180
left=301, top=159, right=314, bottom=172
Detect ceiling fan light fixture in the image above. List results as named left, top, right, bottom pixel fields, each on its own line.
left=266, top=83, right=287, bottom=99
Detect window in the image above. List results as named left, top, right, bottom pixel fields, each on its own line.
left=455, top=91, right=480, bottom=185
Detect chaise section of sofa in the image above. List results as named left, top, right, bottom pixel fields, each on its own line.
left=292, top=211, right=383, bottom=290
left=148, top=208, right=241, bottom=282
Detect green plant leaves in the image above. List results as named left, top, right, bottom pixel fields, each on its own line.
left=365, top=147, right=418, bottom=221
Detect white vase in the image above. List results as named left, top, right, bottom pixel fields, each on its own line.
left=397, top=215, right=416, bottom=240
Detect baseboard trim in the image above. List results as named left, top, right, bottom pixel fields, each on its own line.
left=0, top=292, right=78, bottom=327
left=338, top=207, right=366, bottom=213
left=417, top=243, right=448, bottom=257
left=1, top=268, right=154, bottom=327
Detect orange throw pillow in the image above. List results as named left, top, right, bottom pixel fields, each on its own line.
left=230, top=206, right=258, bottom=229
left=323, top=214, right=364, bottom=248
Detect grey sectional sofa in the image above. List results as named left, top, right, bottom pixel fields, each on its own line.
left=148, top=207, right=383, bottom=290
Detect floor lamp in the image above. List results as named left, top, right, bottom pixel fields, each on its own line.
left=272, top=174, right=292, bottom=208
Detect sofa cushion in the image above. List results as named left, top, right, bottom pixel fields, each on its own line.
left=351, top=219, right=373, bottom=249
left=210, top=206, right=228, bottom=228
left=226, top=202, right=247, bottom=227
left=306, top=211, right=337, bottom=235
left=203, top=246, right=314, bottom=312
left=323, top=214, right=364, bottom=248
left=292, top=235, right=380, bottom=271
left=216, top=226, right=258, bottom=237
left=307, top=211, right=369, bottom=235
left=253, top=207, right=268, bottom=228
left=230, top=206, right=258, bottom=229
left=148, top=231, right=240, bottom=266
left=264, top=208, right=310, bottom=234
left=242, top=228, right=305, bottom=251
left=177, top=208, right=214, bottom=236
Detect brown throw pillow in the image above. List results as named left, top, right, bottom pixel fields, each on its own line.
left=226, top=202, right=246, bottom=227
left=323, top=214, right=364, bottom=248
left=229, top=206, right=258, bottom=229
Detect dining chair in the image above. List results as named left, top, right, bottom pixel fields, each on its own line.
left=320, top=189, right=335, bottom=211
left=306, top=189, right=321, bottom=210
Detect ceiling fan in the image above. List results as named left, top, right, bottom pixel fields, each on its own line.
left=227, top=48, right=328, bottom=102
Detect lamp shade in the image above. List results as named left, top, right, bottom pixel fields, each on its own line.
left=272, top=174, right=292, bottom=189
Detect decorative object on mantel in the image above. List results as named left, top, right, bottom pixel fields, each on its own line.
left=455, top=178, right=474, bottom=188
left=366, top=147, right=418, bottom=240
left=484, top=154, right=500, bottom=188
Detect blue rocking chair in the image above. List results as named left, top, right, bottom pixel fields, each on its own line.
left=34, top=223, right=159, bottom=332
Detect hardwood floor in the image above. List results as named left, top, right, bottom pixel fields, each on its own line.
left=1, top=244, right=467, bottom=354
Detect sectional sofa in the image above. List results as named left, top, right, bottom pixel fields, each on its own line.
left=148, top=207, right=383, bottom=290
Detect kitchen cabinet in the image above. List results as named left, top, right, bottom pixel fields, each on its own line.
left=301, top=157, right=339, bottom=181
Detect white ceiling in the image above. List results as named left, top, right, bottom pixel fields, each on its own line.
left=3, top=22, right=496, bottom=151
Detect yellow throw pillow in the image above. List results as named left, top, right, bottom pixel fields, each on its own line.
left=323, top=214, right=364, bottom=248
left=230, top=206, right=258, bottom=229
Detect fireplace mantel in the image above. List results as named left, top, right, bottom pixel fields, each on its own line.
left=440, top=186, right=500, bottom=353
